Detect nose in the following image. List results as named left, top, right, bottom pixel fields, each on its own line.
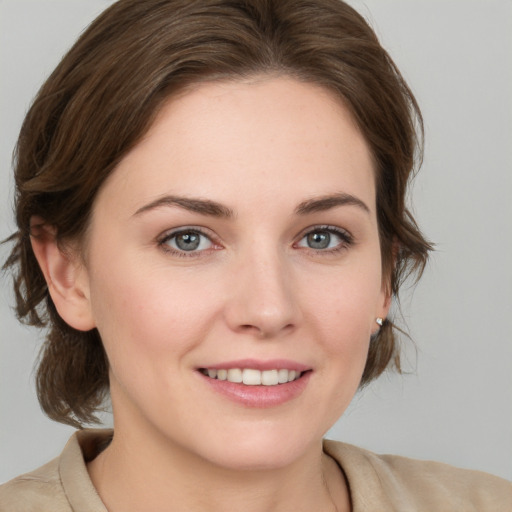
left=223, top=246, right=300, bottom=339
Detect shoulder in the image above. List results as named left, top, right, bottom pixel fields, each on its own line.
left=0, top=429, right=111, bottom=512
left=324, top=439, right=512, bottom=512
left=0, top=458, right=71, bottom=512
left=374, top=451, right=512, bottom=511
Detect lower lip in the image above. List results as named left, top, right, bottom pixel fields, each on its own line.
left=198, top=371, right=312, bottom=408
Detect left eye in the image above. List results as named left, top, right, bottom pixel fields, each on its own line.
left=297, top=228, right=348, bottom=250
left=162, top=229, right=213, bottom=252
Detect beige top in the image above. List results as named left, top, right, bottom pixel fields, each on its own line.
left=1, top=429, right=511, bottom=511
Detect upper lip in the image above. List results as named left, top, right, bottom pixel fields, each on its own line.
left=197, top=359, right=311, bottom=372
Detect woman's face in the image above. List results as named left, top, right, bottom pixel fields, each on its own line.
left=81, top=76, right=389, bottom=469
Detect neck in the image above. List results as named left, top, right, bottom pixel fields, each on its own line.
left=87, top=424, right=349, bottom=512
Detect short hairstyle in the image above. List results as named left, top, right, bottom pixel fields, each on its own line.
left=3, top=0, right=431, bottom=427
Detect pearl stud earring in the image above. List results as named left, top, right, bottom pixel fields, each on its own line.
left=376, top=317, right=383, bottom=326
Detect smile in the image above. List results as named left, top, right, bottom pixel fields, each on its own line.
left=199, top=368, right=303, bottom=386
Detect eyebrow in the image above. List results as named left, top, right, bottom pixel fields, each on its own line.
left=295, top=193, right=370, bottom=215
left=133, top=192, right=369, bottom=219
left=133, top=195, right=235, bottom=218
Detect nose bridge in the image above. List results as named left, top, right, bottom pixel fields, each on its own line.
left=225, top=238, right=299, bottom=337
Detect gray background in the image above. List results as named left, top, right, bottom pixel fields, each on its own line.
left=1, top=0, right=511, bottom=483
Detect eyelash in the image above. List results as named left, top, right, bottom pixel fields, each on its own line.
left=158, top=227, right=218, bottom=258
left=157, top=225, right=354, bottom=258
left=295, top=225, right=354, bottom=256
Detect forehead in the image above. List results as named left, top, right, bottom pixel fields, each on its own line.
left=95, top=76, right=376, bottom=217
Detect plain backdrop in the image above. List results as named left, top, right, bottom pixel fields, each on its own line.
left=1, top=0, right=511, bottom=483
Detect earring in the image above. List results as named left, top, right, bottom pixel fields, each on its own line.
left=376, top=317, right=383, bottom=326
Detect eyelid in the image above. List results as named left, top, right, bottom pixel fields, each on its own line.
left=155, top=224, right=354, bottom=257
left=294, top=225, right=354, bottom=252
left=157, top=226, right=222, bottom=256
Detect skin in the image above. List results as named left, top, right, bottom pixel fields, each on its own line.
left=32, top=76, right=390, bottom=511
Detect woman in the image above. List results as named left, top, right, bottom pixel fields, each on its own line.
left=1, top=0, right=511, bottom=510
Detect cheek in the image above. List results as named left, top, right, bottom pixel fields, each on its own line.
left=295, top=270, right=379, bottom=429
left=87, top=251, right=220, bottom=369
left=301, top=259, right=383, bottom=344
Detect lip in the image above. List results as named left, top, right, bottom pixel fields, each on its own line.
left=196, top=359, right=312, bottom=408
left=198, top=359, right=311, bottom=372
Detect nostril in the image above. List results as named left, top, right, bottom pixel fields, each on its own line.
left=223, top=278, right=300, bottom=338
left=238, top=322, right=295, bottom=339
left=240, top=324, right=260, bottom=333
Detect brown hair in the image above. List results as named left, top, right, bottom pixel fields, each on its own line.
left=4, top=0, right=431, bottom=427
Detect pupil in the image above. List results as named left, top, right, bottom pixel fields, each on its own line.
left=176, top=232, right=200, bottom=251
left=308, top=231, right=330, bottom=249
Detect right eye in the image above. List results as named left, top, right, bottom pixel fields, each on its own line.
left=294, top=225, right=354, bottom=254
left=159, top=228, right=215, bottom=255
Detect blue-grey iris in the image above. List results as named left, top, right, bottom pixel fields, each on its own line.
left=307, top=231, right=330, bottom=249
left=175, top=232, right=201, bottom=251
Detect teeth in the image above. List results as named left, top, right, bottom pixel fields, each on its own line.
left=278, top=369, right=289, bottom=383
left=243, top=369, right=261, bottom=385
left=261, top=369, right=279, bottom=386
left=201, top=368, right=303, bottom=386
left=227, top=368, right=242, bottom=383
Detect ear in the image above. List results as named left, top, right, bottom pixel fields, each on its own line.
left=377, top=238, right=398, bottom=324
left=372, top=286, right=392, bottom=336
left=30, top=217, right=95, bottom=331
left=379, top=286, right=393, bottom=319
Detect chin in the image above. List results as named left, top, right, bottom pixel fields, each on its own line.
left=189, top=423, right=320, bottom=472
